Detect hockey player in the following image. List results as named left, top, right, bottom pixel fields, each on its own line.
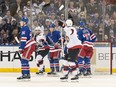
left=17, top=17, right=36, bottom=80
left=46, top=23, right=61, bottom=75
left=60, top=19, right=82, bottom=81
left=77, top=21, right=96, bottom=76
left=34, top=26, right=49, bottom=75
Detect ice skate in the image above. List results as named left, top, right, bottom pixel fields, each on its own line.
left=17, top=74, right=31, bottom=81
left=71, top=75, right=79, bottom=82
left=60, top=75, right=68, bottom=82
left=78, top=72, right=82, bottom=76
left=36, top=70, right=44, bottom=75
left=83, top=72, right=92, bottom=78
left=47, top=71, right=59, bottom=77
left=78, top=72, right=83, bottom=77
left=47, top=71, right=56, bottom=75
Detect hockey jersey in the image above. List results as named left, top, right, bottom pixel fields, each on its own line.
left=77, top=27, right=96, bottom=47
left=46, top=30, right=62, bottom=52
left=46, top=30, right=61, bottom=46
left=35, top=33, right=49, bottom=50
left=63, top=26, right=82, bottom=49
left=19, top=26, right=36, bottom=50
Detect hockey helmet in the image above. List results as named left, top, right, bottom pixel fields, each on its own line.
left=21, top=17, right=28, bottom=24
left=35, top=26, right=41, bottom=31
left=79, top=21, right=86, bottom=27
left=66, top=19, right=73, bottom=27
left=49, top=23, right=55, bottom=28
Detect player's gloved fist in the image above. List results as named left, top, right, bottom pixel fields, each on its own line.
left=39, top=39, right=44, bottom=42
left=54, top=43, right=59, bottom=49
left=35, top=43, right=40, bottom=49
left=58, top=20, right=65, bottom=28
left=19, top=49, right=24, bottom=54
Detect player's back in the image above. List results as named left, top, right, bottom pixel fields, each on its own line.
left=78, top=27, right=96, bottom=47
left=64, top=26, right=82, bottom=48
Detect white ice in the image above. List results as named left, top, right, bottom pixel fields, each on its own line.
left=0, top=73, right=116, bottom=87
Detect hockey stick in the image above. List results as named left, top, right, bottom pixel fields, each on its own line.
left=15, top=37, right=20, bottom=44
left=59, top=5, right=64, bottom=11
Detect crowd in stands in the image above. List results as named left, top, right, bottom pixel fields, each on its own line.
left=0, top=0, right=116, bottom=46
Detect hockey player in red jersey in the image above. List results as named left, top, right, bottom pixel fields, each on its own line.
left=77, top=21, right=96, bottom=76
left=17, top=17, right=36, bottom=80
left=60, top=19, right=82, bottom=81
left=34, top=26, right=49, bottom=75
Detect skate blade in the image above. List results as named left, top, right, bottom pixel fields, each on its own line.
left=71, top=80, right=79, bottom=82
left=60, top=79, right=68, bottom=82
left=82, top=75, right=92, bottom=78
left=78, top=75, right=91, bottom=78
left=47, top=74, right=59, bottom=77
left=36, top=73, right=45, bottom=76
left=17, top=79, right=31, bottom=82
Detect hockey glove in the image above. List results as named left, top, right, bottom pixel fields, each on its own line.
left=19, top=49, right=24, bottom=54
left=58, top=20, right=65, bottom=28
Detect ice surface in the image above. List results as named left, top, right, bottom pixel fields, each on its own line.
left=0, top=73, right=116, bottom=87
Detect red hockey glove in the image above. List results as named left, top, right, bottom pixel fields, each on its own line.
left=19, top=49, right=24, bottom=54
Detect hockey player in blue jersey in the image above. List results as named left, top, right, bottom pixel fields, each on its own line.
left=46, top=23, right=62, bottom=75
left=17, top=17, right=36, bottom=80
left=77, top=21, right=96, bottom=76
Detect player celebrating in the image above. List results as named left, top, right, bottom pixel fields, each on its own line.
left=60, top=19, right=82, bottom=81
left=34, top=26, right=49, bottom=75
left=17, top=17, right=36, bottom=80
left=77, top=21, right=96, bottom=76
left=46, top=23, right=61, bottom=75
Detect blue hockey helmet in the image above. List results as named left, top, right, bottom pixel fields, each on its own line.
left=21, top=17, right=28, bottom=24
left=49, top=23, right=55, bottom=28
left=79, top=21, right=86, bottom=27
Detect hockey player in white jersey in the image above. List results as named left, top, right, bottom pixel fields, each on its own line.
left=60, top=19, right=82, bottom=81
left=34, top=26, right=49, bottom=75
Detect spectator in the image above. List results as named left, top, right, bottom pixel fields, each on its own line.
left=10, top=28, right=19, bottom=45
left=59, top=13, right=65, bottom=22
left=86, top=0, right=98, bottom=15
left=68, top=0, right=77, bottom=15
left=49, top=13, right=56, bottom=23
left=33, top=0, right=46, bottom=14
left=54, top=19, right=61, bottom=31
left=1, top=32, right=9, bottom=45
left=104, top=19, right=116, bottom=45
left=14, top=10, right=23, bottom=25
left=0, top=0, right=10, bottom=16
left=32, top=19, right=39, bottom=35
left=77, top=1, right=87, bottom=20
left=104, top=35, right=109, bottom=41
left=97, top=23, right=104, bottom=41
left=44, top=18, right=51, bottom=35
left=23, top=0, right=36, bottom=17
left=45, top=3, right=58, bottom=16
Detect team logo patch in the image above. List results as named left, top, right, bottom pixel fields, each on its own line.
left=22, top=31, right=25, bottom=35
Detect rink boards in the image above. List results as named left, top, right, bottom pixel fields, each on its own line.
left=0, top=46, right=116, bottom=73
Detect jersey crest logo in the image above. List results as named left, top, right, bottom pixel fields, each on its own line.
left=22, top=31, right=25, bottom=35
left=70, top=29, right=74, bottom=35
